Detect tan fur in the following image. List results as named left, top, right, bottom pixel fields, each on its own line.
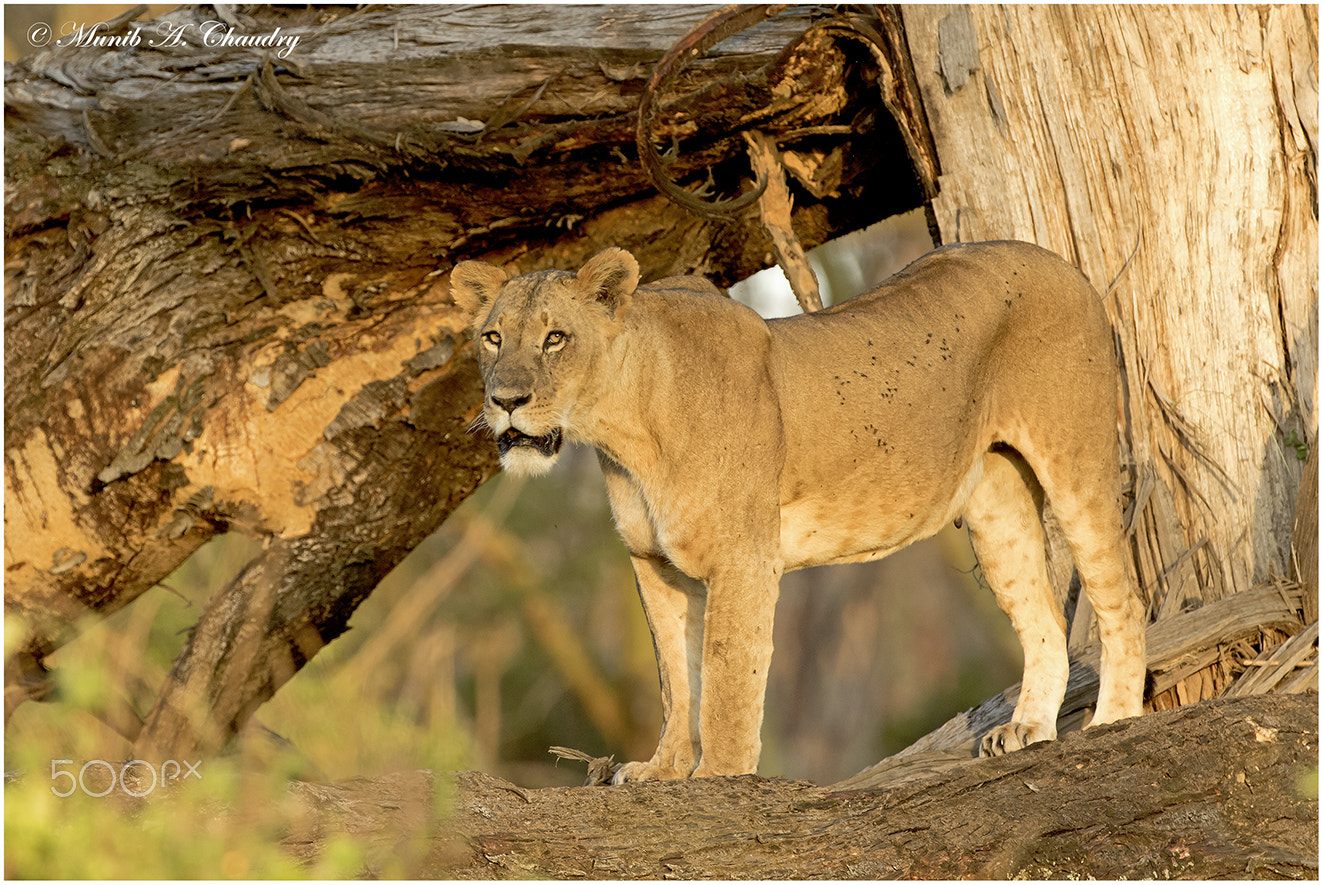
left=451, top=242, right=1147, bottom=781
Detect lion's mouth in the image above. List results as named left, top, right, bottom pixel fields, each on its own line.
left=497, top=427, right=564, bottom=459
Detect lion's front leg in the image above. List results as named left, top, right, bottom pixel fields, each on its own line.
left=691, top=562, right=781, bottom=778
left=613, top=554, right=706, bottom=784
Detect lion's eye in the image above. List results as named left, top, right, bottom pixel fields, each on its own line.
left=482, top=330, right=502, bottom=348
left=544, top=330, right=568, bottom=351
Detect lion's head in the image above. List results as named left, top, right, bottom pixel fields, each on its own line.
left=450, top=248, right=640, bottom=476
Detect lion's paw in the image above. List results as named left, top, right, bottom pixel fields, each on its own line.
left=980, top=720, right=1055, bottom=757
left=611, top=759, right=688, bottom=784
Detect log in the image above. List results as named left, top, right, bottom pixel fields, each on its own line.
left=4, top=3, right=924, bottom=757
left=277, top=693, right=1318, bottom=879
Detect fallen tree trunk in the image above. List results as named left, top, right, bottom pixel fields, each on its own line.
left=4, top=3, right=922, bottom=758
left=279, top=693, right=1318, bottom=879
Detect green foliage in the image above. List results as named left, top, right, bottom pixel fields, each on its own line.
left=1283, top=428, right=1310, bottom=461
left=3, top=745, right=368, bottom=879
left=3, top=531, right=460, bottom=878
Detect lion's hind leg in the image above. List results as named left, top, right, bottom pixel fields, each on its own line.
left=1030, top=449, right=1147, bottom=728
left=964, top=448, right=1070, bottom=757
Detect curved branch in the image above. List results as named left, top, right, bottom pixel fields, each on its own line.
left=635, top=4, right=785, bottom=219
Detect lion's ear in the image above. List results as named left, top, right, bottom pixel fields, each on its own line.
left=449, top=261, right=510, bottom=329
left=576, top=247, right=639, bottom=317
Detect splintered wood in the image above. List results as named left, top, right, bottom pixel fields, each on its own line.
left=1223, top=619, right=1320, bottom=698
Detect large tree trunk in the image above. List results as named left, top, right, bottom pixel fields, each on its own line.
left=879, top=4, right=1318, bottom=747
left=4, top=4, right=922, bottom=758
left=905, top=3, right=1317, bottom=619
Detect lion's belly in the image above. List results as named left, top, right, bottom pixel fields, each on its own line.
left=777, top=458, right=983, bottom=571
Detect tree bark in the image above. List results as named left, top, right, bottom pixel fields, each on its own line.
left=276, top=693, right=1318, bottom=879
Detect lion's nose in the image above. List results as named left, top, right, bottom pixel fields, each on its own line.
left=490, top=392, right=532, bottom=414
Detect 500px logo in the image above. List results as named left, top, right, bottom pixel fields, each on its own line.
left=50, top=758, right=201, bottom=798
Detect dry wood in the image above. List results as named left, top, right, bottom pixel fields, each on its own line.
left=1293, top=445, right=1319, bottom=624
left=1226, top=620, right=1320, bottom=698
left=744, top=130, right=822, bottom=312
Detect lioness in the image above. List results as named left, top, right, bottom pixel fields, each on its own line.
left=450, top=241, right=1146, bottom=782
